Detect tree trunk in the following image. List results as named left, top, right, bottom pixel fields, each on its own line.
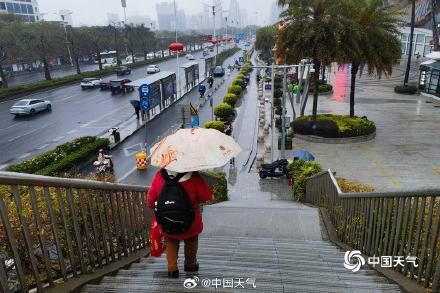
left=0, top=64, right=8, bottom=88
left=144, top=50, right=147, bottom=61
left=312, top=60, right=320, bottom=122
left=432, top=0, right=440, bottom=51
left=350, top=62, right=359, bottom=118
left=97, top=50, right=103, bottom=71
left=75, top=55, right=81, bottom=74
left=321, top=66, right=326, bottom=83
left=404, top=0, right=416, bottom=85
left=131, top=49, right=135, bottom=64
left=42, top=57, right=51, bottom=80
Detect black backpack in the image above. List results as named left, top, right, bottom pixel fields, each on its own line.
left=154, top=169, right=195, bottom=234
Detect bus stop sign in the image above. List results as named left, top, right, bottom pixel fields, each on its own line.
left=138, top=84, right=151, bottom=98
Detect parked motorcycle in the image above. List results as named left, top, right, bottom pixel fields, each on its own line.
left=259, top=159, right=289, bottom=179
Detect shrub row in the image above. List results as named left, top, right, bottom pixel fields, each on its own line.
left=394, top=85, right=417, bottom=94
left=293, top=114, right=376, bottom=138
left=203, top=121, right=226, bottom=133
left=288, top=159, right=323, bottom=201
left=204, top=171, right=228, bottom=203
left=7, top=136, right=109, bottom=176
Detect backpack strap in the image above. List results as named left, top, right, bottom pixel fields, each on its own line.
left=160, top=169, right=187, bottom=183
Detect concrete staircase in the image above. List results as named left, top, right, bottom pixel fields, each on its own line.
left=81, top=236, right=401, bottom=293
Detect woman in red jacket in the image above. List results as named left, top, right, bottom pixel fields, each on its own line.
left=147, top=170, right=213, bottom=278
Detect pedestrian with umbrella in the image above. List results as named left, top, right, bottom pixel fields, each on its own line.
left=130, top=100, right=140, bottom=119
left=147, top=128, right=241, bottom=278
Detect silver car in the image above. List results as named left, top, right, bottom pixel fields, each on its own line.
left=10, top=99, right=52, bottom=116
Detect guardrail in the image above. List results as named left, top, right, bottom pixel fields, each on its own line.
left=305, top=170, right=440, bottom=291
left=0, top=171, right=151, bottom=292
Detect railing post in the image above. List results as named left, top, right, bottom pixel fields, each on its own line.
left=411, top=197, right=426, bottom=279
left=417, top=196, right=435, bottom=284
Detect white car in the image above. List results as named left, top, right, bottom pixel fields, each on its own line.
left=147, top=65, right=160, bottom=74
left=185, top=54, right=195, bottom=60
left=80, top=78, right=102, bottom=89
left=10, top=99, right=52, bottom=116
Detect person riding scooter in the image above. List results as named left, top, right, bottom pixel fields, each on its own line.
left=93, top=149, right=113, bottom=173
left=198, top=83, right=206, bottom=99
left=207, top=76, right=214, bottom=89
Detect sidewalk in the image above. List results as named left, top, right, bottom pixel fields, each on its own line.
left=203, top=53, right=322, bottom=240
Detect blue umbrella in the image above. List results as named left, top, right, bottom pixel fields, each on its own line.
left=292, top=150, right=315, bottom=161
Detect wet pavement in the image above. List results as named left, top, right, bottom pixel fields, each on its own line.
left=279, top=60, right=440, bottom=190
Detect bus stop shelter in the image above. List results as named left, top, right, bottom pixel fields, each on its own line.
left=127, top=71, right=177, bottom=120
left=203, top=56, right=215, bottom=78
left=180, top=61, right=199, bottom=93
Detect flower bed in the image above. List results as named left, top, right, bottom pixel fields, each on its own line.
left=292, top=114, right=376, bottom=138
left=6, top=136, right=109, bottom=176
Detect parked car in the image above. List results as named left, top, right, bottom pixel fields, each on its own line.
left=10, top=99, right=52, bottom=116
left=110, top=79, right=134, bottom=95
left=147, top=65, right=160, bottom=74
left=116, top=66, right=131, bottom=76
left=185, top=53, right=195, bottom=60
left=213, top=66, right=225, bottom=77
left=80, top=77, right=102, bottom=89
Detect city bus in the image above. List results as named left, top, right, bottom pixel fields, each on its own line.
left=94, top=51, right=117, bottom=64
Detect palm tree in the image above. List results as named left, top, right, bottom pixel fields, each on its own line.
left=276, top=0, right=353, bottom=121
left=347, top=0, right=402, bottom=117
left=404, top=0, right=416, bottom=85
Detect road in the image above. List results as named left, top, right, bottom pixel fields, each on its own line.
left=112, top=49, right=245, bottom=185
left=0, top=47, right=233, bottom=169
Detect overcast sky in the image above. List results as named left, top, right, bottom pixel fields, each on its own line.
left=38, top=0, right=277, bottom=27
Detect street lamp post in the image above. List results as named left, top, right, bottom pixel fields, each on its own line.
left=56, top=12, right=74, bottom=68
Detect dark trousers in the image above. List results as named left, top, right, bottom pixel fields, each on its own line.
left=165, top=236, right=198, bottom=272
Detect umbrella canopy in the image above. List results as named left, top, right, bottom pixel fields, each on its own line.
left=150, top=128, right=242, bottom=172
left=292, top=150, right=315, bottom=161
left=130, top=100, right=140, bottom=108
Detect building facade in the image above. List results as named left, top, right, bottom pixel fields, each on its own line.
left=0, top=0, right=39, bottom=22
left=399, top=27, right=433, bottom=57
left=156, top=1, right=175, bottom=31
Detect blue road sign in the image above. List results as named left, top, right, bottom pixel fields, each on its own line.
left=138, top=84, right=151, bottom=98
left=140, top=98, right=149, bottom=111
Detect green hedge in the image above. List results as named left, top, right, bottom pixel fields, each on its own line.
left=0, top=55, right=174, bottom=100
left=7, top=136, right=109, bottom=176
left=394, top=85, right=417, bottom=94
left=289, top=160, right=322, bottom=201
left=223, top=93, right=238, bottom=107
left=204, top=120, right=226, bottom=133
left=228, top=85, right=242, bottom=96
left=232, top=78, right=244, bottom=88
left=318, top=84, right=333, bottom=93
left=206, top=171, right=228, bottom=203
left=214, top=103, right=234, bottom=121
left=293, top=114, right=376, bottom=138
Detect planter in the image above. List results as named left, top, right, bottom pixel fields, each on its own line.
left=294, top=131, right=376, bottom=144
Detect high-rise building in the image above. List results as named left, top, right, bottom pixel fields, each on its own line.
left=156, top=1, right=175, bottom=31
left=0, top=0, right=40, bottom=22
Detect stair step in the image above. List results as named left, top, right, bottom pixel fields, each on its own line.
left=117, top=268, right=389, bottom=283
left=97, top=275, right=400, bottom=292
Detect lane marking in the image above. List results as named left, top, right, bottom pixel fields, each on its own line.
left=80, top=104, right=131, bottom=128
left=0, top=123, right=22, bottom=132
left=58, top=94, right=80, bottom=102
left=18, top=152, right=31, bottom=159
left=358, top=145, right=401, bottom=188
left=8, top=122, right=55, bottom=142
left=52, top=136, right=65, bottom=142
left=37, top=143, right=49, bottom=150
left=67, top=129, right=78, bottom=135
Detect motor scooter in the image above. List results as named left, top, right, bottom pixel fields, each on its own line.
left=93, top=155, right=114, bottom=174
left=259, top=159, right=289, bottom=179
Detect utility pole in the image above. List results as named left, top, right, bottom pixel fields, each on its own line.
left=212, top=4, right=217, bottom=64
left=173, top=0, right=182, bottom=98
left=281, top=67, right=287, bottom=159
left=121, top=0, right=127, bottom=23
left=225, top=16, right=228, bottom=46
left=56, top=12, right=74, bottom=68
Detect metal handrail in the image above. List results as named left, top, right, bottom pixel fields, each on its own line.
left=0, top=171, right=152, bottom=293
left=304, top=170, right=440, bottom=292
left=0, top=171, right=149, bottom=192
